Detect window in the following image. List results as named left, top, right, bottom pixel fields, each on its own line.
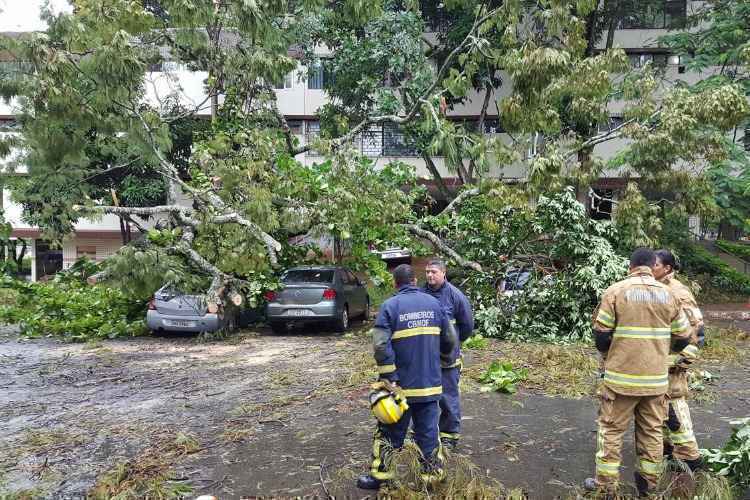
left=308, top=64, right=325, bottom=89
left=282, top=269, right=334, bottom=283
left=286, top=119, right=303, bottom=135
left=628, top=52, right=668, bottom=68
left=274, top=72, right=293, bottom=89
left=483, top=119, right=503, bottom=135
left=76, top=246, right=97, bottom=260
left=618, top=0, right=686, bottom=29
left=383, top=122, right=418, bottom=157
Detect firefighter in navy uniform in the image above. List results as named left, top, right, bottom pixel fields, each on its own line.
left=422, top=258, right=474, bottom=451
left=357, top=264, right=458, bottom=490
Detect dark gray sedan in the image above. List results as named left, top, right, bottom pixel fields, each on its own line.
left=265, top=266, right=370, bottom=334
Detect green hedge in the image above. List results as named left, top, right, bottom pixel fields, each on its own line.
left=0, top=264, right=147, bottom=342
left=678, top=243, right=750, bottom=297
left=715, top=240, right=750, bottom=262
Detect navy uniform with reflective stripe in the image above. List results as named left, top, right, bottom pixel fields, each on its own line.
left=369, top=284, right=457, bottom=482
left=423, top=281, right=474, bottom=443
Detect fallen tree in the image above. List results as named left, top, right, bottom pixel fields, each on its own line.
left=0, top=0, right=746, bottom=317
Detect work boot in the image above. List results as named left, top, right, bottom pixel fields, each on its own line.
left=634, top=471, right=653, bottom=498
left=663, top=441, right=674, bottom=460
left=583, top=478, right=598, bottom=491
left=356, top=474, right=382, bottom=490
left=440, top=436, right=458, bottom=452
left=583, top=478, right=616, bottom=500
left=684, top=457, right=705, bottom=472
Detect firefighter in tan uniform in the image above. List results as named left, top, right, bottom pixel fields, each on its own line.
left=584, top=248, right=691, bottom=497
left=653, top=249, right=704, bottom=471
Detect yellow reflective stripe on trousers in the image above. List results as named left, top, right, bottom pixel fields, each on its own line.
left=440, top=432, right=460, bottom=439
left=604, top=370, right=668, bottom=388
left=377, top=364, right=396, bottom=374
left=596, top=310, right=615, bottom=328
left=638, top=458, right=662, bottom=476
left=613, top=326, right=670, bottom=339
left=392, top=327, right=440, bottom=340
left=370, top=438, right=394, bottom=480
left=595, top=426, right=619, bottom=475
left=681, top=344, right=699, bottom=359
left=596, top=459, right=620, bottom=476
left=668, top=429, right=696, bottom=444
left=402, top=386, right=442, bottom=397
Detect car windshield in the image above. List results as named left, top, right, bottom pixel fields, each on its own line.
left=282, top=270, right=334, bottom=283
left=504, top=270, right=531, bottom=291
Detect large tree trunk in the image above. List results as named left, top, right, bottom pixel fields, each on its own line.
left=421, top=153, right=454, bottom=201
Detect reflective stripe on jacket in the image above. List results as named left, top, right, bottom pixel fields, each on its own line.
left=373, top=285, right=455, bottom=402
left=594, top=266, right=691, bottom=396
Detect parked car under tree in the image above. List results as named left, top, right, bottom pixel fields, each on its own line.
left=265, top=266, right=369, bottom=334
left=146, top=286, right=240, bottom=334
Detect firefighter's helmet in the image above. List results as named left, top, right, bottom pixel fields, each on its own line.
left=369, top=386, right=409, bottom=425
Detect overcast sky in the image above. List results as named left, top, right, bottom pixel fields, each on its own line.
left=0, top=0, right=72, bottom=32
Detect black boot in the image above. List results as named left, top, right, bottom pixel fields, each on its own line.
left=583, top=478, right=616, bottom=500
left=685, top=457, right=705, bottom=472
left=356, top=474, right=382, bottom=490
left=440, top=436, right=458, bottom=452
left=634, top=471, right=652, bottom=498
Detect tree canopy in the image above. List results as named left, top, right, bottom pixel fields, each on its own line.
left=0, top=0, right=747, bottom=319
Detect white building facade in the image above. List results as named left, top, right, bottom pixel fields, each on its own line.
left=3, top=0, right=738, bottom=279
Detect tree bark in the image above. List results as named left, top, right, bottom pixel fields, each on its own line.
left=421, top=153, right=453, bottom=201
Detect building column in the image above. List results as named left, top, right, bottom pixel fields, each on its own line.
left=29, top=239, right=37, bottom=282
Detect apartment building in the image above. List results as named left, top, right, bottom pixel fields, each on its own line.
left=0, top=0, right=722, bottom=279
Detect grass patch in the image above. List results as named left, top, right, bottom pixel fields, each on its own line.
left=88, top=432, right=200, bottom=500
left=562, top=469, right=735, bottom=499
left=700, top=326, right=747, bottom=364
left=327, top=443, right=523, bottom=499
left=268, top=367, right=302, bottom=388
left=0, top=488, right=45, bottom=500
left=318, top=348, right=378, bottom=393
left=465, top=341, right=600, bottom=399
left=19, top=429, right=86, bottom=455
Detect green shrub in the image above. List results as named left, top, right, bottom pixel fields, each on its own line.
left=478, top=361, right=528, bottom=394
left=677, top=243, right=750, bottom=297
left=701, top=417, right=750, bottom=490
left=715, top=240, right=750, bottom=262
left=0, top=265, right=147, bottom=342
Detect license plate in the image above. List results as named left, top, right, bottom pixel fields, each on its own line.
left=165, top=319, right=197, bottom=328
left=287, top=309, right=314, bottom=317
left=383, top=252, right=404, bottom=259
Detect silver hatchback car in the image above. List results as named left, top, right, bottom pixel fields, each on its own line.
left=147, top=286, right=239, bottom=333
left=265, top=266, right=369, bottom=334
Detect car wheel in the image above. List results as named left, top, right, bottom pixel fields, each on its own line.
left=270, top=321, right=287, bottom=335
left=361, top=297, right=371, bottom=321
left=224, top=312, right=237, bottom=333
left=333, top=305, right=349, bottom=333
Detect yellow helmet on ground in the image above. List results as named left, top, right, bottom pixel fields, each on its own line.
left=369, top=385, right=409, bottom=425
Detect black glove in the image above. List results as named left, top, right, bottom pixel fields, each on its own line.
left=666, top=404, right=681, bottom=432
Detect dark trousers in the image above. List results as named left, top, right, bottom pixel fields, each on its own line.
left=439, top=366, right=461, bottom=439
left=370, top=400, right=440, bottom=480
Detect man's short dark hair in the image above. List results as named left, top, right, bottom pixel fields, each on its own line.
left=393, top=264, right=415, bottom=287
left=426, top=258, right=446, bottom=271
left=630, top=247, right=656, bottom=268
left=655, top=249, right=679, bottom=271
